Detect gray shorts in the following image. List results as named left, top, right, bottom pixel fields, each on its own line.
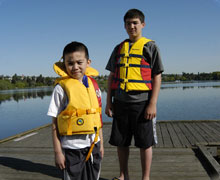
left=63, top=142, right=101, bottom=180
left=109, top=100, right=157, bottom=149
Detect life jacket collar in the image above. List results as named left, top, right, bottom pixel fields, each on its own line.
left=53, top=60, right=99, bottom=77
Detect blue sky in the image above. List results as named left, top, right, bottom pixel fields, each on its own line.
left=0, top=0, right=220, bottom=76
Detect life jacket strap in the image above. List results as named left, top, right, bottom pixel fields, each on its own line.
left=113, top=78, right=152, bottom=84
left=117, top=53, right=144, bottom=58
left=85, top=128, right=99, bottom=162
left=61, top=107, right=101, bottom=118
left=116, top=64, right=150, bottom=68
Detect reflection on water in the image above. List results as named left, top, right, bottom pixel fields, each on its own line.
left=157, top=82, right=220, bottom=121
left=1, top=82, right=220, bottom=103
left=161, top=86, right=220, bottom=90
left=161, top=81, right=220, bottom=90
left=0, top=87, right=53, bottom=104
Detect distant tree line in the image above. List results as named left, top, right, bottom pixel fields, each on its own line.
left=0, top=74, right=109, bottom=91
left=162, top=71, right=220, bottom=82
left=0, top=71, right=219, bottom=90
left=0, top=74, right=56, bottom=90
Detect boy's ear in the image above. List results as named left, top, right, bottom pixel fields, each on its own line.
left=87, top=59, right=91, bottom=67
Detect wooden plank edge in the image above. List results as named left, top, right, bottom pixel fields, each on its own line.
left=0, top=123, right=52, bottom=144
left=197, top=144, right=220, bottom=180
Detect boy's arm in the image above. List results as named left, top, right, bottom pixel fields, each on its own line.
left=99, top=128, right=104, bottom=158
left=105, top=72, right=114, bottom=117
left=144, top=73, right=162, bottom=120
left=52, top=117, right=65, bottom=169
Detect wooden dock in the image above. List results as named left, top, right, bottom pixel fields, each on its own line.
left=1, top=121, right=220, bottom=180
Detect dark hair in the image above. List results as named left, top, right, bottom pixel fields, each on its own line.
left=63, top=41, right=89, bottom=60
left=124, top=9, right=145, bottom=23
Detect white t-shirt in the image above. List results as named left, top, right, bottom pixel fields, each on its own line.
left=47, top=84, right=100, bottom=149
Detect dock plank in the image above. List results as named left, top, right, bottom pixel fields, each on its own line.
left=196, top=123, right=217, bottom=145
left=203, top=123, right=220, bottom=144
left=177, top=122, right=198, bottom=146
left=184, top=123, right=208, bottom=145
left=212, top=122, right=220, bottom=130
left=166, top=122, right=182, bottom=148
left=160, top=123, right=173, bottom=147
left=171, top=122, right=191, bottom=147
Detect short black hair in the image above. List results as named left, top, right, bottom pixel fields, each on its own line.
left=63, top=41, right=89, bottom=60
left=124, top=9, right=145, bottom=23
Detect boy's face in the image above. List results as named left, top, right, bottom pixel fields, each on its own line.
left=124, top=18, right=145, bottom=41
left=64, top=51, right=90, bottom=82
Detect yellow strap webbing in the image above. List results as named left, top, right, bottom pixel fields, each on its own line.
left=62, top=107, right=101, bottom=118
left=85, top=130, right=99, bottom=162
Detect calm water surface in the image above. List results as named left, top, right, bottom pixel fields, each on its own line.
left=0, top=81, right=220, bottom=140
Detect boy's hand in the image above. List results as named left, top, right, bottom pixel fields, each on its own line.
left=105, top=102, right=113, bottom=117
left=55, top=151, right=66, bottom=170
left=144, top=102, right=156, bottom=120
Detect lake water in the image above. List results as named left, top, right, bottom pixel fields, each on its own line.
left=0, top=81, right=220, bottom=140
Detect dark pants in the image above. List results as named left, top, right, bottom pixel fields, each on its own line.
left=109, top=100, right=155, bottom=149
left=63, top=142, right=101, bottom=180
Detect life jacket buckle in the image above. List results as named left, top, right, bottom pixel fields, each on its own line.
left=124, top=79, right=128, bottom=83
left=62, top=115, right=70, bottom=119
left=124, top=63, right=129, bottom=68
left=124, top=53, right=129, bottom=58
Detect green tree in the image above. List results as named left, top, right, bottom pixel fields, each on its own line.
left=15, top=81, right=27, bottom=88
left=0, top=80, right=14, bottom=90
left=11, top=74, right=19, bottom=84
left=36, top=74, right=44, bottom=84
left=45, top=77, right=54, bottom=86
left=212, top=72, right=220, bottom=80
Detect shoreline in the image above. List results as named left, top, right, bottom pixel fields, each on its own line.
left=1, top=80, right=220, bottom=91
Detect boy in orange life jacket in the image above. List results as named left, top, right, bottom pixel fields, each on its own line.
left=105, top=9, right=164, bottom=180
left=47, top=41, right=104, bottom=180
